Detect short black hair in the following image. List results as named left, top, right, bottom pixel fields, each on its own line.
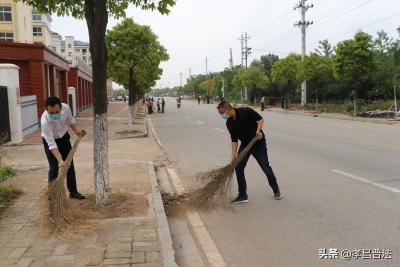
left=217, top=100, right=232, bottom=109
left=45, top=96, right=61, bottom=109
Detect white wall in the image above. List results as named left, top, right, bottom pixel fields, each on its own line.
left=0, top=64, right=23, bottom=143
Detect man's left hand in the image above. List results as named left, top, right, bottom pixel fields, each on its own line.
left=256, top=130, right=262, bottom=140
left=79, top=129, right=87, bottom=137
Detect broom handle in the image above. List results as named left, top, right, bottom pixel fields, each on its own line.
left=231, top=136, right=259, bottom=168
left=57, top=134, right=83, bottom=182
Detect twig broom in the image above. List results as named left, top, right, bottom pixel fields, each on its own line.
left=42, top=134, right=83, bottom=231
left=188, top=136, right=259, bottom=208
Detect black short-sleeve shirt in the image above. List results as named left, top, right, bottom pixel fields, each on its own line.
left=226, top=107, right=265, bottom=145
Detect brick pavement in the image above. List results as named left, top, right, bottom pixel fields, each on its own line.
left=0, top=103, right=171, bottom=267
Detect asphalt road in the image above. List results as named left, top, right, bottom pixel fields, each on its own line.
left=152, top=97, right=400, bottom=267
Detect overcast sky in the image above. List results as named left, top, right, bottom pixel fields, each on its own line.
left=51, top=0, right=400, bottom=88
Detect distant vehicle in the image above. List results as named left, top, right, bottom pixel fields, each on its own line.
left=116, top=96, right=123, bottom=101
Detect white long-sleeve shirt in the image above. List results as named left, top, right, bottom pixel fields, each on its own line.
left=41, top=103, right=76, bottom=150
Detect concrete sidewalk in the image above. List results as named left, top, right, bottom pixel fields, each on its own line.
left=0, top=103, right=176, bottom=267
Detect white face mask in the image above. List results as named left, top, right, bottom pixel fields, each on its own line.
left=221, top=113, right=229, bottom=120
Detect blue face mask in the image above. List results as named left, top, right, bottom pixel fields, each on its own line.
left=221, top=113, right=230, bottom=120
left=48, top=113, right=61, bottom=121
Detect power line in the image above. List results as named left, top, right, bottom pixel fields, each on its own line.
left=307, top=10, right=400, bottom=48
left=312, top=0, right=378, bottom=30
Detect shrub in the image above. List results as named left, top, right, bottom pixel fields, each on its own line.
left=0, top=165, right=15, bottom=183
left=0, top=184, right=19, bottom=208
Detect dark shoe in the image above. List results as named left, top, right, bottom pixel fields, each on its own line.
left=231, top=195, right=248, bottom=204
left=69, top=192, right=85, bottom=200
left=274, top=191, right=283, bottom=200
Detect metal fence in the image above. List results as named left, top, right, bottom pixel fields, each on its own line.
left=21, top=95, right=39, bottom=136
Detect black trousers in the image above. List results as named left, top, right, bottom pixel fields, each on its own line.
left=235, top=139, right=279, bottom=197
left=43, top=133, right=78, bottom=194
left=261, top=102, right=265, bottom=111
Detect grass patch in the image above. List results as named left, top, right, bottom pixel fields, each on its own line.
left=0, top=165, right=15, bottom=183
left=0, top=184, right=20, bottom=208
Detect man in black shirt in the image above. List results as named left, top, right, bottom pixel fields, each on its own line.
left=217, top=101, right=282, bottom=203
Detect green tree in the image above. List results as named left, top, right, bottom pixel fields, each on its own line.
left=271, top=54, right=302, bottom=103
left=106, top=18, right=168, bottom=127
left=297, top=54, right=334, bottom=110
left=22, top=0, right=175, bottom=205
left=315, top=40, right=335, bottom=57
left=241, top=67, right=268, bottom=103
left=334, top=32, right=375, bottom=115
left=184, top=74, right=206, bottom=96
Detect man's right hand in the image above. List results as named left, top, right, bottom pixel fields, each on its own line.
left=230, top=156, right=237, bottom=165
left=59, top=160, right=65, bottom=167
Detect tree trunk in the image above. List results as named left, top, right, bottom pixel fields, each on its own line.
left=85, top=0, right=111, bottom=206
left=128, top=67, right=138, bottom=127
left=128, top=104, right=132, bottom=129
left=316, top=88, right=319, bottom=112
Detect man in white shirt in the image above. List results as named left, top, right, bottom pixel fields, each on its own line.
left=41, top=96, right=86, bottom=199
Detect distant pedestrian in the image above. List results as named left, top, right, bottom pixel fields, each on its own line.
left=216, top=100, right=282, bottom=203
left=261, top=96, right=265, bottom=111
left=147, top=98, right=152, bottom=114
left=198, top=96, right=201, bottom=105
left=123, top=95, right=127, bottom=103
left=157, top=98, right=161, bottom=113
left=203, top=96, right=206, bottom=104
left=161, top=98, right=165, bottom=113
left=150, top=98, right=154, bottom=114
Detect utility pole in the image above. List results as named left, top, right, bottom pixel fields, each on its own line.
left=243, top=32, right=251, bottom=101
left=205, top=57, right=209, bottom=80
left=229, top=48, right=234, bottom=69
left=189, top=67, right=192, bottom=79
left=395, top=86, right=398, bottom=120
left=179, top=72, right=183, bottom=87
left=239, top=34, right=244, bottom=67
left=221, top=79, right=225, bottom=98
left=243, top=32, right=251, bottom=69
left=294, top=0, right=313, bottom=106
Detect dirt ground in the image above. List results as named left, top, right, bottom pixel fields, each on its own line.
left=68, top=193, right=148, bottom=219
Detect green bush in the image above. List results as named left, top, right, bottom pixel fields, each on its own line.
left=0, top=184, right=19, bottom=208
left=0, top=165, right=15, bottom=183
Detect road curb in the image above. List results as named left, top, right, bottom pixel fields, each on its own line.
left=147, top=118, right=227, bottom=267
left=265, top=108, right=398, bottom=125
left=147, top=161, right=178, bottom=267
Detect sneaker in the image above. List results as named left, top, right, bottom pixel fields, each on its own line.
left=231, top=195, right=248, bottom=204
left=69, top=192, right=85, bottom=200
left=274, top=191, right=283, bottom=200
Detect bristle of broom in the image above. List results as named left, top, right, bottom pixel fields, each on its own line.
left=40, top=135, right=92, bottom=235
left=164, top=137, right=260, bottom=211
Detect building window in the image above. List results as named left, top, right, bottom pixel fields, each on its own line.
left=32, top=12, right=41, bottom=21
left=75, top=48, right=80, bottom=52
left=0, top=32, right=13, bottom=42
left=61, top=48, right=65, bottom=53
left=0, top=6, right=12, bottom=22
left=68, top=44, right=71, bottom=48
left=68, top=52, right=72, bottom=56
left=83, top=56, right=87, bottom=61
left=82, top=48, right=87, bottom=54
left=33, top=27, right=42, bottom=36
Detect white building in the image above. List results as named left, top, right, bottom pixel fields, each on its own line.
left=0, top=0, right=33, bottom=43
left=31, top=9, right=51, bottom=46
left=56, top=35, right=92, bottom=67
